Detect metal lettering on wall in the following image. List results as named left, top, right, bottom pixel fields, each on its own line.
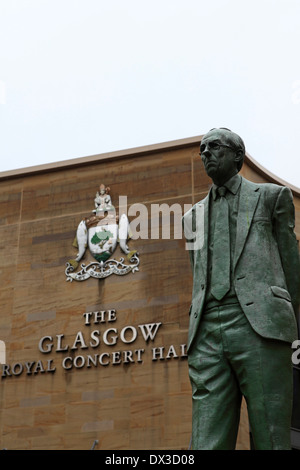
left=1, top=309, right=187, bottom=379
left=65, top=184, right=140, bottom=281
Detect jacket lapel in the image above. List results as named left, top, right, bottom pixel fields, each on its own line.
left=233, top=178, right=260, bottom=269
left=192, top=178, right=260, bottom=282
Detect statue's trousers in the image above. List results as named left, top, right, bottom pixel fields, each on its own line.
left=188, top=303, right=293, bottom=450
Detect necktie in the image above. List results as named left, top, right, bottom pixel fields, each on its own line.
left=210, top=186, right=230, bottom=300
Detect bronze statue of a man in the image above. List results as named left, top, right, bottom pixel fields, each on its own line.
left=183, top=128, right=300, bottom=450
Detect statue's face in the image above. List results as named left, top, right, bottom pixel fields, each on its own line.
left=200, top=130, right=239, bottom=185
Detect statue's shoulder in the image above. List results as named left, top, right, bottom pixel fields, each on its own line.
left=241, top=176, right=285, bottom=196
left=241, top=177, right=293, bottom=213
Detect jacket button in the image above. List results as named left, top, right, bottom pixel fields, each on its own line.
left=201, top=284, right=205, bottom=290
left=194, top=312, right=198, bottom=318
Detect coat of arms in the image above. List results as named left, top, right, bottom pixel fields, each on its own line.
left=65, top=184, right=139, bottom=281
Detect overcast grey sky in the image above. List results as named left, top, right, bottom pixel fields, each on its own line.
left=0, top=0, right=300, bottom=188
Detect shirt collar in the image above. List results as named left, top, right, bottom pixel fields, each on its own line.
left=212, top=173, right=242, bottom=200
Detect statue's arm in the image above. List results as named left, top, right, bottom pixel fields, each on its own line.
left=273, top=186, right=300, bottom=314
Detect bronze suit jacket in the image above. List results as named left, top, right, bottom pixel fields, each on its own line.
left=183, top=176, right=300, bottom=352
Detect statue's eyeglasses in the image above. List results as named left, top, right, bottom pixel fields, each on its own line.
left=199, top=142, right=236, bottom=155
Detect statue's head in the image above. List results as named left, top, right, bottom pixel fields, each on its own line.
left=199, top=128, right=245, bottom=185
left=99, top=184, right=110, bottom=194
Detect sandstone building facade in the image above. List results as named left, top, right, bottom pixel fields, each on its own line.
left=0, top=136, right=299, bottom=450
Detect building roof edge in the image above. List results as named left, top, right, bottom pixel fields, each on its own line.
left=0, top=135, right=299, bottom=196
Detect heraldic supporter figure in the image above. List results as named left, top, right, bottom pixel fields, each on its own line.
left=182, top=128, right=300, bottom=450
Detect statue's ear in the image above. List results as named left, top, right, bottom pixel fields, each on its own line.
left=235, top=149, right=244, bottom=169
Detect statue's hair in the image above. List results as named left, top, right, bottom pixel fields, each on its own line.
left=205, top=127, right=246, bottom=171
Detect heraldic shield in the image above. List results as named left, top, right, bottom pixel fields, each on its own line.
left=65, top=184, right=139, bottom=281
